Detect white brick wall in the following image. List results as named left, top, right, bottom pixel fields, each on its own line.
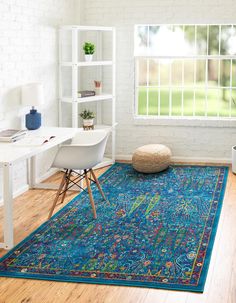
left=79, top=0, right=236, bottom=162
left=0, top=0, right=76, bottom=199
left=1, top=0, right=236, bottom=200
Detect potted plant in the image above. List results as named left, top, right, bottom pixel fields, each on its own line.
left=83, top=42, right=95, bottom=62
left=80, top=109, right=95, bottom=129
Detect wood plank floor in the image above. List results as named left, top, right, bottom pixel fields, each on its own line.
left=0, top=164, right=235, bottom=303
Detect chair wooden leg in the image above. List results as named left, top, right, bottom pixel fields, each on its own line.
left=84, top=170, right=97, bottom=219
left=48, top=170, right=67, bottom=220
left=60, top=169, right=72, bottom=205
left=90, top=169, right=109, bottom=204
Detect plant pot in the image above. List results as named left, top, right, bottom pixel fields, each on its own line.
left=95, top=87, right=102, bottom=95
left=83, top=119, right=94, bottom=127
left=85, top=54, right=93, bottom=62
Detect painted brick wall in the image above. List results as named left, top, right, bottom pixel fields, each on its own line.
left=0, top=0, right=76, bottom=199
left=78, top=0, right=236, bottom=162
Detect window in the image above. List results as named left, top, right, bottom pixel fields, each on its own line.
left=134, top=24, right=236, bottom=118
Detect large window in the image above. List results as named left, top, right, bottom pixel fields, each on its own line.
left=134, top=24, right=236, bottom=118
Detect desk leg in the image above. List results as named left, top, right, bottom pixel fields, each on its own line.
left=29, top=156, right=37, bottom=188
left=3, top=163, right=14, bottom=249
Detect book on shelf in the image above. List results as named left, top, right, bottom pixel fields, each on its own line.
left=0, top=129, right=27, bottom=142
left=78, top=90, right=96, bottom=98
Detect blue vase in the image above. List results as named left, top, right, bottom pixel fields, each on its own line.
left=25, top=109, right=41, bottom=130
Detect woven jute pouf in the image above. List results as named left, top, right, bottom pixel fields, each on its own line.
left=132, top=144, right=172, bottom=173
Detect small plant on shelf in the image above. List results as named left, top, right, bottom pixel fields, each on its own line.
left=80, top=109, right=95, bottom=130
left=83, top=42, right=95, bottom=62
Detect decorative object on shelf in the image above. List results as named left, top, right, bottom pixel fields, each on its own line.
left=21, top=83, right=44, bottom=130
left=80, top=109, right=95, bottom=130
left=78, top=90, right=96, bottom=98
left=83, top=42, right=95, bottom=62
left=94, top=80, right=102, bottom=95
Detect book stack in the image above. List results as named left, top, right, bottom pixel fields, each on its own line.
left=78, top=90, right=96, bottom=98
left=0, top=129, right=27, bottom=142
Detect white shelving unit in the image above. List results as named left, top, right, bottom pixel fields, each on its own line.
left=59, top=25, right=116, bottom=166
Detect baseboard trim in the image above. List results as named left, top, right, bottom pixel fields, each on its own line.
left=171, top=156, right=231, bottom=164
left=115, top=155, right=231, bottom=164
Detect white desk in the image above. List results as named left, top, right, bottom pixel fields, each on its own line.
left=0, top=127, right=78, bottom=250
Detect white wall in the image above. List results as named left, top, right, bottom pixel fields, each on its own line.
left=0, top=0, right=76, bottom=199
left=78, top=0, right=236, bottom=162
left=0, top=0, right=235, bottom=200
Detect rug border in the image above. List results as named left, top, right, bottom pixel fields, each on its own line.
left=0, top=164, right=229, bottom=293
left=194, top=165, right=229, bottom=291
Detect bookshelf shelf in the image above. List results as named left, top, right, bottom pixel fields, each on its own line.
left=60, top=61, right=113, bottom=67
left=61, top=94, right=113, bottom=104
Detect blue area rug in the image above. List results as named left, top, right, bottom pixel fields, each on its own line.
left=0, top=164, right=228, bottom=292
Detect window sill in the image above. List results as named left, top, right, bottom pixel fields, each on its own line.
left=133, top=116, right=236, bottom=128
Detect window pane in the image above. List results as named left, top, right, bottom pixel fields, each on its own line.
left=172, top=60, right=182, bottom=86
left=171, top=90, right=182, bottom=116
left=195, top=89, right=206, bottom=116
left=196, top=60, right=206, bottom=86
left=137, top=59, right=147, bottom=86
left=135, top=25, right=148, bottom=55
left=157, top=25, right=173, bottom=56
left=219, top=88, right=230, bottom=117
left=184, top=25, right=196, bottom=56
left=159, top=60, right=170, bottom=86
left=183, top=90, right=194, bottom=116
left=138, top=87, right=147, bottom=115
left=220, top=25, right=236, bottom=55
left=184, top=60, right=194, bottom=86
left=232, top=89, right=236, bottom=116
left=208, top=59, right=218, bottom=86
left=229, top=26, right=236, bottom=55
left=196, top=26, right=207, bottom=55
left=233, top=60, right=236, bottom=87
left=220, top=60, right=230, bottom=87
left=148, top=88, right=158, bottom=115
left=208, top=26, right=219, bottom=55
left=207, top=89, right=219, bottom=116
left=160, top=89, right=169, bottom=115
left=149, top=59, right=159, bottom=86
left=221, top=25, right=230, bottom=55
left=149, top=26, right=160, bottom=54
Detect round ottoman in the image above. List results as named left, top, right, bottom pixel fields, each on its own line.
left=132, top=144, right=171, bottom=173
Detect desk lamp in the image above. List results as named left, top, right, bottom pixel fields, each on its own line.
left=21, top=83, right=44, bottom=130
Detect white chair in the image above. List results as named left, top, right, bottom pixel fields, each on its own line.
left=48, top=129, right=110, bottom=220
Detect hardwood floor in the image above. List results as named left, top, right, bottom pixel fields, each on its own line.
left=0, top=164, right=235, bottom=303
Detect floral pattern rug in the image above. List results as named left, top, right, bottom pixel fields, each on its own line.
left=0, top=164, right=228, bottom=292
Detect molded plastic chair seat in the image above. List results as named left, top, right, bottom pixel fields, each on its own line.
left=48, top=129, right=110, bottom=220
left=52, top=130, right=109, bottom=170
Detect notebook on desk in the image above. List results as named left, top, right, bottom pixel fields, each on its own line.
left=13, top=135, right=56, bottom=146
left=0, top=129, right=27, bottom=142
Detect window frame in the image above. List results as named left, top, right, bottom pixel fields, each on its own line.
left=134, top=24, right=236, bottom=122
